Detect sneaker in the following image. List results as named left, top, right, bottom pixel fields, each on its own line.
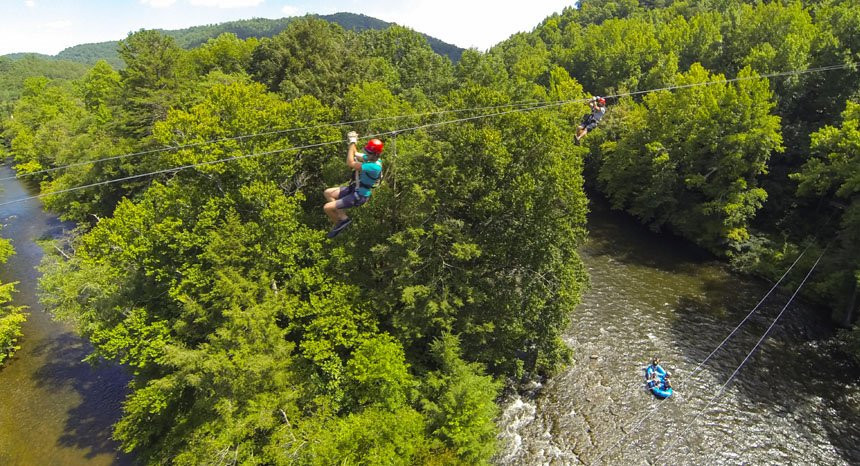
left=326, top=218, right=353, bottom=238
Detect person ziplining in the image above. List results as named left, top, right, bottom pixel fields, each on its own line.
left=322, top=131, right=384, bottom=238
left=575, top=96, right=607, bottom=144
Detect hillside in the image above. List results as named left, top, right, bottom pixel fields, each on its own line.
left=0, top=55, right=87, bottom=117
left=14, top=13, right=463, bottom=69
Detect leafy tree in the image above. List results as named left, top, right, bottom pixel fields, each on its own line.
left=657, top=11, right=723, bottom=71
left=721, top=1, right=816, bottom=79
left=576, top=0, right=640, bottom=25
left=187, top=33, right=258, bottom=76
left=305, top=406, right=428, bottom=465
left=567, top=17, right=662, bottom=93
left=0, top=237, right=25, bottom=366
left=341, top=87, right=590, bottom=377
left=596, top=65, right=783, bottom=251
left=249, top=18, right=354, bottom=105
left=3, top=77, right=88, bottom=177
left=421, top=333, right=501, bottom=464
left=36, top=79, right=440, bottom=462
left=719, top=0, right=831, bottom=125
left=77, top=60, right=120, bottom=124
left=357, top=25, right=455, bottom=99
left=454, top=49, right=510, bottom=90
left=791, top=101, right=860, bottom=326
left=798, top=0, right=860, bottom=125
left=345, top=334, right=416, bottom=411
left=0, top=55, right=87, bottom=117
left=341, top=81, right=416, bottom=139
left=117, top=29, right=190, bottom=138
left=488, top=32, right=552, bottom=100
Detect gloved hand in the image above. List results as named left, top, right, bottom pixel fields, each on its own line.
left=347, top=131, right=358, bottom=144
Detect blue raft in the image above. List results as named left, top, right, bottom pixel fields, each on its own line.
left=645, top=364, right=673, bottom=399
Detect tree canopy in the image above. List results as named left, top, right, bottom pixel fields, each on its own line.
left=0, top=236, right=25, bottom=367
left=1, top=0, right=859, bottom=462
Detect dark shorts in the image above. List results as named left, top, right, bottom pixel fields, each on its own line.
left=334, top=185, right=369, bottom=209
left=580, top=115, right=599, bottom=131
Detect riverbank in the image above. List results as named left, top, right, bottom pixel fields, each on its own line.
left=0, top=164, right=131, bottom=465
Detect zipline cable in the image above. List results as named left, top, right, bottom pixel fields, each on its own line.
left=589, top=245, right=811, bottom=465
left=3, top=62, right=851, bottom=183
left=0, top=99, right=547, bottom=182
left=610, top=63, right=851, bottom=101
left=0, top=99, right=562, bottom=208
left=1, top=62, right=853, bottom=208
left=652, top=250, right=826, bottom=463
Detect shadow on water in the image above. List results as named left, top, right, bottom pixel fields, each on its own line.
left=584, top=204, right=715, bottom=276
left=668, top=272, right=860, bottom=463
left=41, top=215, right=72, bottom=239
left=30, top=332, right=133, bottom=464
left=497, top=199, right=860, bottom=464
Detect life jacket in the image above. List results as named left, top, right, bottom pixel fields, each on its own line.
left=355, top=156, right=382, bottom=197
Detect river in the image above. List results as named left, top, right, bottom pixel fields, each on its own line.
left=1, top=164, right=858, bottom=465
left=0, top=164, right=131, bottom=465
left=497, top=205, right=860, bottom=465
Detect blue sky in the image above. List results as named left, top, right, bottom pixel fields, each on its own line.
left=3, top=0, right=575, bottom=55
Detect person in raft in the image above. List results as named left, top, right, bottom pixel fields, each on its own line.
left=323, top=131, right=383, bottom=238
left=574, top=95, right=607, bottom=144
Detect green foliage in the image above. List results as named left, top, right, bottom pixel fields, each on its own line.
left=187, top=33, right=258, bottom=76
left=839, top=326, right=860, bottom=365
left=489, top=32, right=552, bottom=99
left=421, top=334, right=501, bottom=464
left=3, top=77, right=88, bottom=177
left=0, top=236, right=25, bottom=366
left=117, top=30, right=192, bottom=138
left=0, top=54, right=87, bottom=118
left=568, top=17, right=663, bottom=93
left=305, top=406, right=428, bottom=465
left=341, top=88, right=589, bottom=377
left=342, top=81, right=415, bottom=133
left=596, top=65, right=782, bottom=251
left=249, top=18, right=354, bottom=104
left=77, top=60, right=120, bottom=122
left=12, top=0, right=860, bottom=462
left=345, top=334, right=416, bottom=410
left=576, top=0, right=640, bottom=25
left=791, top=101, right=860, bottom=324
left=358, top=26, right=455, bottom=99
left=35, top=72, right=581, bottom=462
left=455, top=50, right=510, bottom=89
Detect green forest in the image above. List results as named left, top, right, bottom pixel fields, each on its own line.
left=0, top=0, right=858, bottom=463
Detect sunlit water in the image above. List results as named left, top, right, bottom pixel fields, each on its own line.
left=496, top=206, right=860, bottom=465
left=0, top=164, right=131, bottom=465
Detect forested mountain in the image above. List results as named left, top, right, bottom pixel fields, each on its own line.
left=26, top=13, right=463, bottom=69
left=0, top=0, right=858, bottom=463
left=0, top=55, right=87, bottom=117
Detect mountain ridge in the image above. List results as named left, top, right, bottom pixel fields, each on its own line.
left=2, top=12, right=464, bottom=68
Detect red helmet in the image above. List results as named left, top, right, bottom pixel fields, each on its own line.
left=364, top=138, right=384, bottom=155
left=597, top=97, right=606, bottom=106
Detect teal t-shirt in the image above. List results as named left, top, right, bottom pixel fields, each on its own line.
left=356, top=154, right=382, bottom=197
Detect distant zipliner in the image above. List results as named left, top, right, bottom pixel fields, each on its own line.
left=322, top=131, right=384, bottom=239
left=575, top=96, right=607, bottom=144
